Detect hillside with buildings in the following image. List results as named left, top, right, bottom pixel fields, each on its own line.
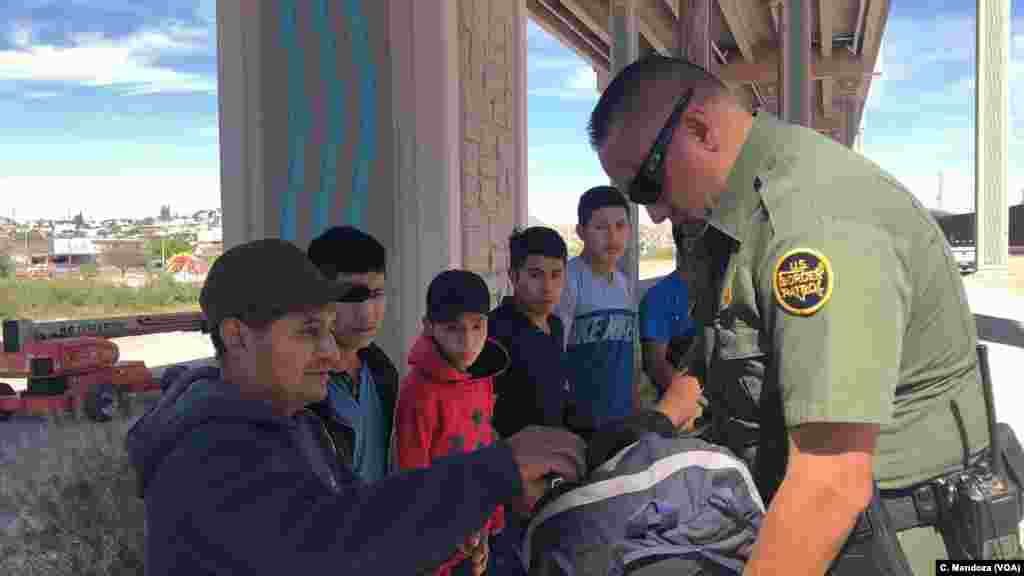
left=0, top=209, right=223, bottom=284
left=542, top=220, right=676, bottom=258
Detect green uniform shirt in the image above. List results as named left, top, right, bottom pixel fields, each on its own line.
left=695, top=112, right=989, bottom=498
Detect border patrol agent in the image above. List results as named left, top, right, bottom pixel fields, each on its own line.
left=589, top=55, right=1023, bottom=575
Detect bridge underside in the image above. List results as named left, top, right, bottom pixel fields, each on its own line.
left=530, top=0, right=889, bottom=147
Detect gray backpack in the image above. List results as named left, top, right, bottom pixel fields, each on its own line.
left=524, top=426, right=764, bottom=576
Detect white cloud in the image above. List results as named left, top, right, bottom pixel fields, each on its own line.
left=10, top=22, right=34, bottom=48
left=528, top=65, right=597, bottom=101
left=1014, top=34, right=1024, bottom=60
left=0, top=22, right=216, bottom=96
left=565, top=66, right=596, bottom=92
left=22, top=90, right=60, bottom=100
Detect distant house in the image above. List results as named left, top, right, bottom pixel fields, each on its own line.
left=138, top=224, right=165, bottom=239
left=49, top=237, right=98, bottom=273
left=194, top=228, right=223, bottom=259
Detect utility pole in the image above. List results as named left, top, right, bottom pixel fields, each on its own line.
left=937, top=171, right=944, bottom=210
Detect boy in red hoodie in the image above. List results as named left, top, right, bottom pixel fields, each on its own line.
left=396, top=269, right=510, bottom=576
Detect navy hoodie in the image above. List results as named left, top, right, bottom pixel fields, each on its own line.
left=125, top=365, right=523, bottom=575
left=487, top=296, right=569, bottom=439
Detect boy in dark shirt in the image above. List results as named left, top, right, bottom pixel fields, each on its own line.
left=487, top=226, right=569, bottom=575
left=488, top=226, right=570, bottom=438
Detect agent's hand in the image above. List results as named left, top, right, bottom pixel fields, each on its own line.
left=504, top=426, right=586, bottom=513
left=470, top=534, right=489, bottom=576
left=456, top=530, right=481, bottom=557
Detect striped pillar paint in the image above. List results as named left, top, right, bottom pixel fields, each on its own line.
left=276, top=0, right=378, bottom=243
left=279, top=0, right=306, bottom=242
left=312, top=0, right=343, bottom=239
left=345, top=0, right=376, bottom=232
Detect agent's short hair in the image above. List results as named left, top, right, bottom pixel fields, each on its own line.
left=588, top=54, right=734, bottom=151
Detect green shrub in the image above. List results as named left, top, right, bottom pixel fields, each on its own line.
left=0, top=252, right=13, bottom=279
left=79, top=263, right=100, bottom=280
left=649, top=246, right=676, bottom=261
left=0, top=276, right=201, bottom=324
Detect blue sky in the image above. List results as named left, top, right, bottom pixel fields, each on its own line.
left=527, top=0, right=1024, bottom=224
left=0, top=1, right=1021, bottom=224
left=0, top=0, right=218, bottom=221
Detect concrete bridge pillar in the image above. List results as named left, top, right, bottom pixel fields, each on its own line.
left=610, top=0, right=640, bottom=298
left=974, top=0, right=1011, bottom=277
left=842, top=97, right=861, bottom=149
left=215, top=0, right=527, bottom=370
left=673, top=0, right=713, bottom=272
left=778, top=0, right=813, bottom=127
left=675, top=0, right=714, bottom=72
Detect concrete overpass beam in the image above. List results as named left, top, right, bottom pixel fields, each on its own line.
left=716, top=0, right=757, bottom=63
left=636, top=0, right=675, bottom=55
left=610, top=0, right=641, bottom=298
left=778, top=0, right=814, bottom=127
left=974, top=0, right=1011, bottom=275
left=674, top=0, right=714, bottom=71
left=597, top=66, right=610, bottom=92
left=672, top=0, right=711, bottom=269
left=842, top=97, right=860, bottom=149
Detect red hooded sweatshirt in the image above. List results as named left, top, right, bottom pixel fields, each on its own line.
left=396, top=332, right=510, bottom=576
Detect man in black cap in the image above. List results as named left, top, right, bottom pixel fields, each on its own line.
left=125, top=239, right=586, bottom=575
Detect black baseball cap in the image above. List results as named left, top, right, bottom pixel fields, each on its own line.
left=200, top=238, right=353, bottom=331
left=426, top=270, right=491, bottom=323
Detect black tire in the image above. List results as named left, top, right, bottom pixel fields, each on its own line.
left=0, top=382, right=14, bottom=421
left=84, top=382, right=117, bottom=422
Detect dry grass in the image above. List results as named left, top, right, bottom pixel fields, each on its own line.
left=0, top=394, right=155, bottom=576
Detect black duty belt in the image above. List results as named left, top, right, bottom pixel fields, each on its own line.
left=861, top=452, right=989, bottom=538
left=873, top=484, right=942, bottom=534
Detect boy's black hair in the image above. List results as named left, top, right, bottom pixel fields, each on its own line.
left=577, top=185, right=631, bottom=227
left=307, top=226, right=386, bottom=280
left=509, top=226, right=568, bottom=271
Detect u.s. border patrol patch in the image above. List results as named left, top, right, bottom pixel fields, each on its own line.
left=773, top=248, right=833, bottom=316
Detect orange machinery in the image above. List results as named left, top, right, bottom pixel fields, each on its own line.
left=0, top=313, right=205, bottom=421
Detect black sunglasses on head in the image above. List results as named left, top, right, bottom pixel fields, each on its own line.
left=625, top=88, right=694, bottom=206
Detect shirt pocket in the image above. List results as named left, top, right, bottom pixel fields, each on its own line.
left=714, top=319, right=767, bottom=421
